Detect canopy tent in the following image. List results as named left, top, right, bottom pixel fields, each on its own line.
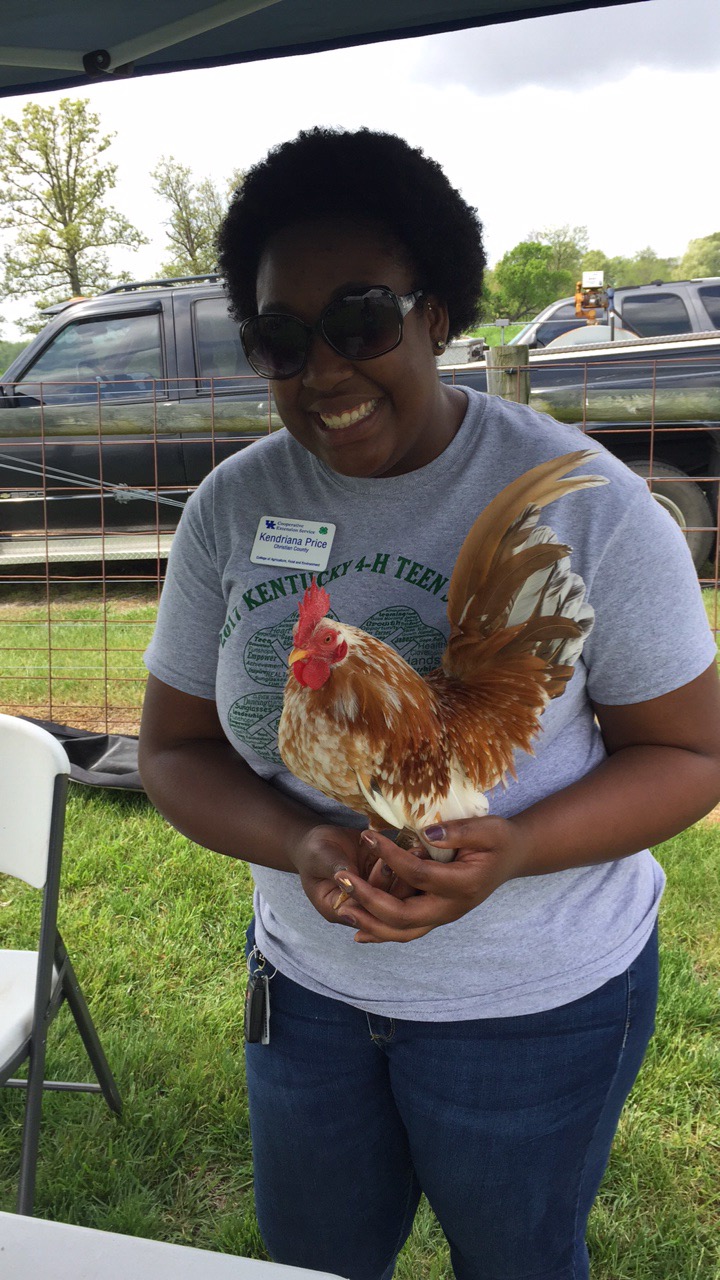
left=1, top=0, right=650, bottom=98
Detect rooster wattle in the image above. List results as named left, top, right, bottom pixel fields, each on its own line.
left=278, top=450, right=608, bottom=865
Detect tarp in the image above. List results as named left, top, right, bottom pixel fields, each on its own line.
left=22, top=718, right=142, bottom=791
left=0, top=0, right=650, bottom=98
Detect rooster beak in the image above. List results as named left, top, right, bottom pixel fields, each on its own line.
left=288, top=648, right=309, bottom=665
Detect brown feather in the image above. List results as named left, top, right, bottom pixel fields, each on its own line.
left=446, top=449, right=605, bottom=635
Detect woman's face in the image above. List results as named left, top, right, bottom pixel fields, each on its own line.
left=254, top=219, right=465, bottom=478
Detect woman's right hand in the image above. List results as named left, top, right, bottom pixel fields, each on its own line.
left=291, top=825, right=413, bottom=926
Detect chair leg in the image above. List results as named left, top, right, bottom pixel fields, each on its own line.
left=16, top=1030, right=51, bottom=1215
left=56, top=939, right=122, bottom=1116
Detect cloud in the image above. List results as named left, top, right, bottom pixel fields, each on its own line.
left=412, top=0, right=720, bottom=94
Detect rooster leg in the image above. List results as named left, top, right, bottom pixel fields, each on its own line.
left=333, top=822, right=407, bottom=911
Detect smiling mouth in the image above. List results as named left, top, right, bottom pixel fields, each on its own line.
left=317, top=399, right=379, bottom=430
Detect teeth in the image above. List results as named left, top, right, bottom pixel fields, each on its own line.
left=319, top=399, right=378, bottom=429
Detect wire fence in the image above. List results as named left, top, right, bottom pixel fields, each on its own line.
left=1, top=351, right=718, bottom=736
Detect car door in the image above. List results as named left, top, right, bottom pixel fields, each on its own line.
left=0, top=299, right=186, bottom=536
left=172, top=287, right=280, bottom=488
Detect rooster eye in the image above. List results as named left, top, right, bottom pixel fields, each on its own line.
left=322, top=633, right=334, bottom=645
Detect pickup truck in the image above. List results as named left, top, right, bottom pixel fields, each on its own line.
left=510, top=277, right=720, bottom=348
left=1, top=277, right=718, bottom=569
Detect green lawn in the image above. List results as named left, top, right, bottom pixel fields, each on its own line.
left=468, top=322, right=525, bottom=346
left=0, top=584, right=159, bottom=733
left=0, top=790, right=718, bottom=1277
left=0, top=587, right=718, bottom=1275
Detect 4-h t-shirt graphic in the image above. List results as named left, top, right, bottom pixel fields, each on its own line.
left=223, top=550, right=448, bottom=764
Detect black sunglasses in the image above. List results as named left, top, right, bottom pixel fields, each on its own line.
left=240, top=285, right=425, bottom=380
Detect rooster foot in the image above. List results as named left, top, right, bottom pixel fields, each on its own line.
left=395, top=827, right=420, bottom=851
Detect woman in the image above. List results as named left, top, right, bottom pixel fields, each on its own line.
left=139, top=128, right=720, bottom=1280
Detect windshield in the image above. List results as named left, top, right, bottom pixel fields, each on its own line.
left=509, top=321, right=535, bottom=344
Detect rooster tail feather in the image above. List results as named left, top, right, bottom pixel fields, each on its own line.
left=443, top=452, right=605, bottom=691
left=446, top=450, right=607, bottom=632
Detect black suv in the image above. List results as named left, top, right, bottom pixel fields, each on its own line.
left=0, top=276, right=276, bottom=542
left=510, top=278, right=720, bottom=348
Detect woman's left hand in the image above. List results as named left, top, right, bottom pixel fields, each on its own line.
left=333, top=818, right=531, bottom=943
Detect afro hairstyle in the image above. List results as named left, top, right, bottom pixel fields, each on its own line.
left=217, top=127, right=486, bottom=340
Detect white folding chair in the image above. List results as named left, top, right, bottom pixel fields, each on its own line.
left=0, top=713, right=121, bottom=1215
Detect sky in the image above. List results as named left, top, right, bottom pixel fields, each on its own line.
left=0, top=0, right=719, bottom=337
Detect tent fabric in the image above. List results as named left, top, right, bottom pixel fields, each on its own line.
left=0, top=0, right=650, bottom=98
left=20, top=718, right=143, bottom=792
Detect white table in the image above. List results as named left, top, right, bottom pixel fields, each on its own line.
left=0, top=1212, right=348, bottom=1279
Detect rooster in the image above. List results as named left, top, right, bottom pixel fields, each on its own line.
left=278, top=450, right=607, bottom=868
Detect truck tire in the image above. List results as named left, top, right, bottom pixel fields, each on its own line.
left=626, top=459, right=715, bottom=571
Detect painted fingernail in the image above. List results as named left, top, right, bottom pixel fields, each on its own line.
left=424, top=825, right=446, bottom=841
left=360, top=831, right=377, bottom=847
left=381, top=862, right=394, bottom=876
left=339, top=913, right=358, bottom=927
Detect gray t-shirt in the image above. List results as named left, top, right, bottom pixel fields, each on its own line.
left=144, top=388, right=716, bottom=1018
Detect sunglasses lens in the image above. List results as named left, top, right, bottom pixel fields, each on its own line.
left=242, top=314, right=308, bottom=379
left=323, top=289, right=402, bottom=360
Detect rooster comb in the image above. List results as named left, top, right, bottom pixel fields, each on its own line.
left=295, top=577, right=331, bottom=646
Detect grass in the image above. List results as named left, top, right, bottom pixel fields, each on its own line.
left=0, top=588, right=718, bottom=1275
left=468, top=322, right=525, bottom=346
left=0, top=799, right=718, bottom=1276
left=0, top=583, right=159, bottom=733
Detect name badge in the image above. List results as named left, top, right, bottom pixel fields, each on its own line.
left=250, top=516, right=336, bottom=572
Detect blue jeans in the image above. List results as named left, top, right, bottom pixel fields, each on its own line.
left=244, top=922, right=658, bottom=1280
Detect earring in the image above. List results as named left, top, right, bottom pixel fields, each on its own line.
left=435, top=339, right=446, bottom=352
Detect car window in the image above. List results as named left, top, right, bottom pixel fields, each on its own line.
left=534, top=319, right=592, bottom=347
left=549, top=303, right=581, bottom=321
left=192, top=297, right=253, bottom=392
left=619, top=292, right=692, bottom=337
left=698, top=285, right=720, bottom=329
left=12, top=313, right=164, bottom=405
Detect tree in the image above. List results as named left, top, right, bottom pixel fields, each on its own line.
left=151, top=157, right=243, bottom=278
left=580, top=246, right=678, bottom=289
left=527, top=224, right=589, bottom=279
left=0, top=98, right=147, bottom=328
left=488, top=241, right=575, bottom=321
left=675, top=232, right=720, bottom=280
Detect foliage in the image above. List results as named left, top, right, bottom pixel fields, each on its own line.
left=151, top=157, right=243, bottom=279
left=676, top=232, right=720, bottom=281
left=580, top=246, right=679, bottom=289
left=485, top=241, right=575, bottom=321
left=527, top=223, right=589, bottom=279
left=479, top=222, right=719, bottom=322
left=0, top=99, right=147, bottom=333
left=0, top=337, right=26, bottom=373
